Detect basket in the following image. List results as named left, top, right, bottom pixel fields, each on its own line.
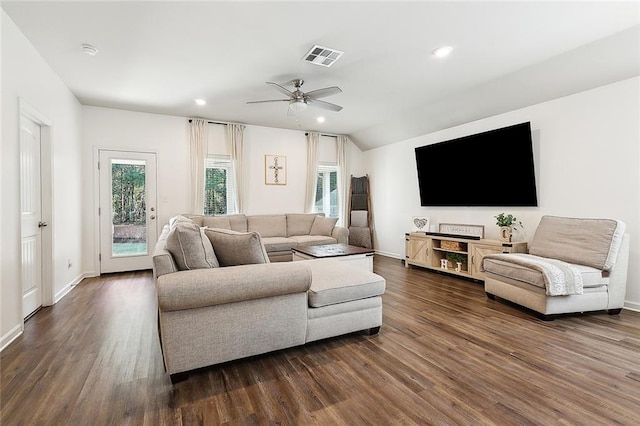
left=441, top=240, right=464, bottom=251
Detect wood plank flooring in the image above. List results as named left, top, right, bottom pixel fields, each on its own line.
left=2, top=255, right=639, bottom=425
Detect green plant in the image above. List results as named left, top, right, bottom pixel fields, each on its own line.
left=446, top=252, right=467, bottom=265
left=495, top=213, right=523, bottom=229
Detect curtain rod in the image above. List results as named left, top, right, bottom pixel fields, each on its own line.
left=188, top=118, right=246, bottom=126
left=305, top=132, right=339, bottom=138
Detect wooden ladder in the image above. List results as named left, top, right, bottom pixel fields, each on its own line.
left=347, top=174, right=373, bottom=248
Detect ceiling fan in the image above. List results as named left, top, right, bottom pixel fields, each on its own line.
left=247, top=79, right=343, bottom=115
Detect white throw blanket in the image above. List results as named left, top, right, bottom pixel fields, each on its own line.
left=483, top=253, right=584, bottom=296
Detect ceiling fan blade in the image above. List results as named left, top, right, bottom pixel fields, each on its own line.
left=246, top=99, right=290, bottom=104
left=266, top=81, right=294, bottom=97
left=304, top=86, right=342, bottom=99
left=306, top=98, right=343, bottom=112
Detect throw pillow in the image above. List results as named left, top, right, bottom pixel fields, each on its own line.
left=204, top=228, right=270, bottom=266
left=169, top=214, right=194, bottom=228
left=310, top=216, right=338, bottom=237
left=166, top=221, right=219, bottom=270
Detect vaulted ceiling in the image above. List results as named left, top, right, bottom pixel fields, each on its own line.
left=3, top=1, right=639, bottom=150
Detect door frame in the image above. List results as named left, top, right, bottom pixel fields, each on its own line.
left=93, top=147, right=159, bottom=275
left=19, top=98, right=54, bottom=308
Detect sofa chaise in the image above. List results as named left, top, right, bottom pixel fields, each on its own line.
left=153, top=216, right=385, bottom=382
left=482, top=215, right=629, bottom=320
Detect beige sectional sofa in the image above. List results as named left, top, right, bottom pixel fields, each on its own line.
left=184, top=213, right=349, bottom=262
left=152, top=215, right=384, bottom=382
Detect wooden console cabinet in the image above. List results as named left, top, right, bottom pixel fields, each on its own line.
left=405, top=233, right=527, bottom=281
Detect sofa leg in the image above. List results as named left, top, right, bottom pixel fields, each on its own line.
left=368, top=326, right=381, bottom=336
left=485, top=292, right=496, bottom=300
left=607, top=308, right=622, bottom=315
left=170, top=372, right=189, bottom=384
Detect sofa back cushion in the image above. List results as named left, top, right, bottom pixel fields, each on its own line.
left=248, top=215, right=286, bottom=238
left=204, top=228, right=270, bottom=266
left=286, top=213, right=320, bottom=237
left=202, top=216, right=231, bottom=230
left=310, top=216, right=339, bottom=237
left=529, top=216, right=626, bottom=271
left=166, top=220, right=219, bottom=270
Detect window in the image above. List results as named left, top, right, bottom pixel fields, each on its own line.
left=315, top=164, right=338, bottom=217
left=204, top=155, right=236, bottom=215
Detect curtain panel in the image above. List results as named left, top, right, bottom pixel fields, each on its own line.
left=189, top=118, right=208, bottom=214
left=304, top=132, right=320, bottom=213
left=227, top=123, right=246, bottom=213
left=337, top=135, right=348, bottom=227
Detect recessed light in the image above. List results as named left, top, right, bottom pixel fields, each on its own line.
left=81, top=43, right=98, bottom=56
left=317, top=116, right=325, bottom=123
left=432, top=45, right=453, bottom=58
left=194, top=99, right=206, bottom=106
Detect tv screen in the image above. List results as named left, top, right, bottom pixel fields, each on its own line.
left=415, top=122, right=538, bottom=207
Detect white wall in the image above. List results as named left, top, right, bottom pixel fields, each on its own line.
left=365, top=77, right=640, bottom=309
left=81, top=106, right=364, bottom=274
left=1, top=11, right=84, bottom=347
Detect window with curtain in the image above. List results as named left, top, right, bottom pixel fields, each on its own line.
left=315, top=163, right=338, bottom=217
left=204, top=155, right=237, bottom=215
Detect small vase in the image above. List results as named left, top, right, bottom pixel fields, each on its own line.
left=499, top=226, right=513, bottom=242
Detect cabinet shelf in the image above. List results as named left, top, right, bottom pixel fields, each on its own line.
left=405, top=232, right=527, bottom=281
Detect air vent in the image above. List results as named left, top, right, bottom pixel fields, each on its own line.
left=303, top=45, right=344, bottom=67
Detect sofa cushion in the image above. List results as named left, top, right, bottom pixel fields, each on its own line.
left=262, top=237, right=298, bottom=253
left=483, top=256, right=608, bottom=290
left=166, top=221, right=219, bottom=270
left=248, top=215, right=287, bottom=238
left=306, top=260, right=385, bottom=308
left=202, top=216, right=231, bottom=230
left=286, top=213, right=319, bottom=237
left=204, top=228, right=270, bottom=266
left=169, top=214, right=195, bottom=228
left=529, top=216, right=625, bottom=271
left=288, top=235, right=337, bottom=246
left=309, top=216, right=338, bottom=237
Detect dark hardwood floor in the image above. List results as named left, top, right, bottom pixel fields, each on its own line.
left=2, top=255, right=639, bottom=425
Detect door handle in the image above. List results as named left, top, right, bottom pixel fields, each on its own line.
left=150, top=215, right=156, bottom=220
left=38, top=221, right=48, bottom=228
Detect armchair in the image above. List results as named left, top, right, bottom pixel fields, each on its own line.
left=482, top=215, right=629, bottom=320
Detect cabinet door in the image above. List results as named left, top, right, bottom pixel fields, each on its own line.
left=406, top=236, right=430, bottom=267
left=470, top=244, right=505, bottom=279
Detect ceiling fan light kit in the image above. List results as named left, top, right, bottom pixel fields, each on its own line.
left=247, top=78, right=343, bottom=115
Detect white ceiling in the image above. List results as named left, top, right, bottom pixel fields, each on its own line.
left=3, top=1, right=639, bottom=151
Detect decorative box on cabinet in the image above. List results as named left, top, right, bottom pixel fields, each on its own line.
left=404, top=232, right=527, bottom=281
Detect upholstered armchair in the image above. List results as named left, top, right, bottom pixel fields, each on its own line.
left=482, top=216, right=629, bottom=320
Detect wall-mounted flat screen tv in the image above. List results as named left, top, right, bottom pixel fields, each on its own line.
left=415, top=122, right=538, bottom=207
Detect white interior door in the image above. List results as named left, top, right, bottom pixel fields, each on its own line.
left=99, top=150, right=158, bottom=273
left=20, top=116, right=43, bottom=318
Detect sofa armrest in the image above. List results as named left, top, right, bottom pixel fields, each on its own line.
left=332, top=226, right=349, bottom=244
left=156, top=262, right=312, bottom=312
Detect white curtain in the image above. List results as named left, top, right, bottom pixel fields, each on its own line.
left=337, top=135, right=349, bottom=227
left=189, top=118, right=208, bottom=214
left=227, top=123, right=246, bottom=213
left=304, top=132, right=320, bottom=213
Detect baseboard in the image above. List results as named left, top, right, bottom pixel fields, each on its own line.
left=54, top=272, right=95, bottom=304
left=623, top=301, right=640, bottom=312
left=0, top=324, right=23, bottom=352
left=374, top=250, right=403, bottom=260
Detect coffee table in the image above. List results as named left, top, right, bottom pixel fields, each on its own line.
left=292, top=243, right=375, bottom=272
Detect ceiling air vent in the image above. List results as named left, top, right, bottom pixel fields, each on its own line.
left=303, top=45, right=344, bottom=67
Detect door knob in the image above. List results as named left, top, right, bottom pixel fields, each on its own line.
left=150, top=215, right=156, bottom=220
left=38, top=221, right=48, bottom=228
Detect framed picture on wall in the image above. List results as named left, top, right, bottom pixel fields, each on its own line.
left=265, top=155, right=286, bottom=185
